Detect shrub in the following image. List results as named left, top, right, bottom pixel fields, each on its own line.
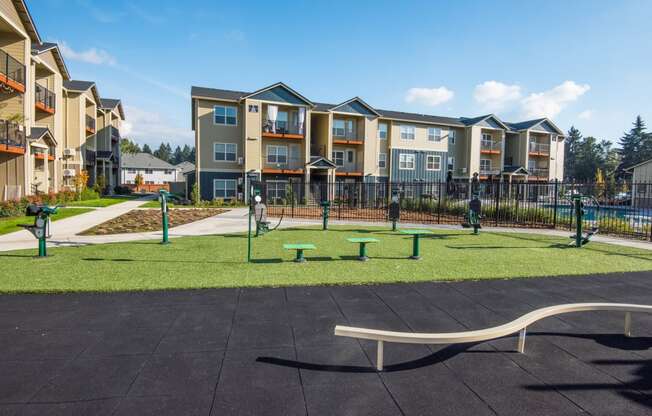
left=79, top=188, right=100, bottom=201
left=114, top=186, right=132, bottom=195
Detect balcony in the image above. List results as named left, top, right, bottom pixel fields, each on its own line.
left=85, top=115, right=96, bottom=135
left=0, top=49, right=26, bottom=93
left=0, top=120, right=25, bottom=154
left=480, top=139, right=501, bottom=154
left=479, top=168, right=501, bottom=178
left=110, top=126, right=120, bottom=143
left=332, top=130, right=363, bottom=145
left=35, top=84, right=56, bottom=114
left=262, top=156, right=304, bottom=175
left=528, top=167, right=549, bottom=179
left=262, top=119, right=304, bottom=140
left=335, top=164, right=364, bottom=177
left=529, top=142, right=550, bottom=156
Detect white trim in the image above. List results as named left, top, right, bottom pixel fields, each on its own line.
left=398, top=153, right=415, bottom=170
left=197, top=168, right=243, bottom=173
left=426, top=155, right=441, bottom=171
left=213, top=105, right=238, bottom=126
left=399, top=125, right=416, bottom=141
left=266, top=144, right=288, bottom=164
left=427, top=127, right=442, bottom=142
left=378, top=153, right=387, bottom=168
left=213, top=178, right=237, bottom=199
left=213, top=142, right=238, bottom=163
left=391, top=146, right=447, bottom=152
left=0, top=10, right=30, bottom=40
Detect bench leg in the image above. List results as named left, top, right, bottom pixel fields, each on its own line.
left=295, top=249, right=306, bottom=263
left=358, top=243, right=369, bottom=261
left=376, top=340, right=384, bottom=371
left=624, top=312, right=632, bottom=337
left=517, top=328, right=526, bottom=353
left=410, top=235, right=421, bottom=260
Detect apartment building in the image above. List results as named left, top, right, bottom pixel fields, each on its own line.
left=0, top=0, right=126, bottom=200
left=190, top=82, right=565, bottom=201
left=96, top=98, right=124, bottom=189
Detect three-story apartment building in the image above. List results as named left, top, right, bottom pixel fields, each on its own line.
left=190, top=82, right=565, bottom=202
left=0, top=0, right=127, bottom=200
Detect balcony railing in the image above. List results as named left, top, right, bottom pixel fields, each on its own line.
left=0, top=119, right=25, bottom=150
left=479, top=168, right=501, bottom=176
left=480, top=139, right=501, bottom=152
left=529, top=142, right=550, bottom=154
left=262, top=120, right=304, bottom=137
left=264, top=156, right=303, bottom=169
left=35, top=84, right=56, bottom=113
left=85, top=115, right=96, bottom=134
left=332, top=130, right=360, bottom=141
left=528, top=167, right=549, bottom=177
left=0, top=49, right=26, bottom=92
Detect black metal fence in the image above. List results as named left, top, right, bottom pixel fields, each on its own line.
left=259, top=180, right=652, bottom=241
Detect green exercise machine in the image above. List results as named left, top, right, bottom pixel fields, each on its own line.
left=388, top=193, right=400, bottom=231
left=158, top=189, right=179, bottom=244
left=17, top=204, right=59, bottom=257
left=461, top=172, right=482, bottom=235
left=569, top=194, right=599, bottom=247
left=321, top=200, right=331, bottom=230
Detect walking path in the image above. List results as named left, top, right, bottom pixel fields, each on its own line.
left=1, top=204, right=650, bottom=251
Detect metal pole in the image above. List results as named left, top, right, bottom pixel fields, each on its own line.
left=38, top=236, right=46, bottom=257
left=553, top=179, right=558, bottom=229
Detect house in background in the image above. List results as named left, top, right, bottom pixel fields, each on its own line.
left=626, top=159, right=652, bottom=208
left=121, top=152, right=178, bottom=192
left=174, top=161, right=195, bottom=182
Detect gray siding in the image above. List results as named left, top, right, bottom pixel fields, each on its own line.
left=390, top=149, right=447, bottom=182
left=477, top=117, right=503, bottom=129
left=531, top=120, right=557, bottom=134
left=333, top=100, right=377, bottom=117
left=249, top=86, right=309, bottom=105
left=199, top=171, right=242, bottom=200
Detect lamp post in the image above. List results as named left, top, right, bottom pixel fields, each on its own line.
left=246, top=171, right=258, bottom=263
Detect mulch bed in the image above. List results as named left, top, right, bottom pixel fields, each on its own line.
left=79, top=208, right=227, bottom=235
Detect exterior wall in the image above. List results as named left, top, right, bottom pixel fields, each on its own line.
left=0, top=152, right=25, bottom=199
left=196, top=98, right=244, bottom=171
left=243, top=98, right=261, bottom=172
left=121, top=167, right=178, bottom=185
left=198, top=170, right=242, bottom=201
left=390, top=148, right=447, bottom=182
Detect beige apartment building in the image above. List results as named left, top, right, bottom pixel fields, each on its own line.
left=0, top=0, right=126, bottom=200
left=190, top=82, right=565, bottom=201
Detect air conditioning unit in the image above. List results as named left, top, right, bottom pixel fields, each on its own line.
left=63, top=169, right=76, bottom=177
left=63, top=148, right=76, bottom=157
left=238, top=157, right=244, bottom=165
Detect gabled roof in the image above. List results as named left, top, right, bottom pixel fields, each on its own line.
left=31, top=42, right=70, bottom=80
left=100, top=98, right=125, bottom=120
left=242, top=82, right=315, bottom=107
left=505, top=118, right=565, bottom=136
left=624, top=158, right=652, bottom=172
left=330, top=97, right=380, bottom=117
left=175, top=161, right=195, bottom=174
left=459, top=114, right=510, bottom=130
left=307, top=156, right=337, bottom=169
left=12, top=0, right=41, bottom=43
left=191, top=86, right=247, bottom=101
left=27, top=127, right=56, bottom=146
left=376, top=109, right=465, bottom=127
left=64, top=80, right=101, bottom=104
left=121, top=153, right=176, bottom=170
left=502, top=166, right=530, bottom=175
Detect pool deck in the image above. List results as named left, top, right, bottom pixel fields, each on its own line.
left=1, top=272, right=651, bottom=415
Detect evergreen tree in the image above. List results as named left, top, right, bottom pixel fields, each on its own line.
left=172, top=146, right=183, bottom=165
left=574, top=136, right=603, bottom=181
left=154, top=142, right=172, bottom=162
left=564, top=126, right=582, bottom=180
left=142, top=144, right=152, bottom=154
left=598, top=139, right=620, bottom=178
left=181, top=145, right=192, bottom=162
left=189, top=147, right=196, bottom=163
left=120, top=138, right=140, bottom=154
left=618, top=116, right=647, bottom=175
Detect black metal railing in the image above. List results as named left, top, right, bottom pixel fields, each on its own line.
left=0, top=49, right=25, bottom=88
left=259, top=179, right=652, bottom=242
left=85, top=149, right=96, bottom=164
left=35, top=84, right=56, bottom=111
left=86, top=115, right=95, bottom=132
left=332, top=130, right=360, bottom=141
left=263, top=119, right=303, bottom=136
left=0, top=119, right=25, bottom=148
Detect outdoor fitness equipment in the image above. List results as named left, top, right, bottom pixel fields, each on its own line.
left=321, top=200, right=331, bottom=230
left=17, top=204, right=59, bottom=257
left=569, top=194, right=599, bottom=247
left=254, top=197, right=283, bottom=237
left=388, top=195, right=400, bottom=231
left=461, top=173, right=482, bottom=235
left=158, top=189, right=177, bottom=244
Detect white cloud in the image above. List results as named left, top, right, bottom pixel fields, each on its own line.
left=405, top=87, right=454, bottom=106
left=521, top=81, right=590, bottom=119
left=578, top=110, right=593, bottom=120
left=123, top=106, right=193, bottom=145
left=59, top=41, right=117, bottom=66
left=473, top=81, right=521, bottom=111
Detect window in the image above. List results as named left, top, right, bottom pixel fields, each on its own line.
left=266, top=181, right=287, bottom=202
left=127, top=168, right=136, bottom=174
left=146, top=181, right=154, bottom=184
left=399, top=153, right=415, bottom=170
left=449, top=130, right=456, bottom=144
left=400, top=125, right=415, bottom=140
left=214, top=105, right=237, bottom=126
left=248, top=104, right=259, bottom=113
left=164, top=170, right=172, bottom=175
left=333, top=119, right=354, bottom=137
left=214, top=179, right=237, bottom=199
left=347, top=150, right=355, bottom=163
left=378, top=153, right=387, bottom=168
left=267, top=145, right=288, bottom=164
left=482, top=133, right=492, bottom=142
left=332, top=151, right=344, bottom=166
left=427, top=127, right=442, bottom=141
left=214, top=143, right=237, bottom=162
left=426, top=155, right=441, bottom=171
left=480, top=159, right=492, bottom=172
left=447, top=156, right=455, bottom=171
left=145, top=169, right=153, bottom=174
left=378, top=123, right=388, bottom=140
left=276, top=111, right=288, bottom=131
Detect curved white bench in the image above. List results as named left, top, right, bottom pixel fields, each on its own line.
left=334, top=303, right=652, bottom=370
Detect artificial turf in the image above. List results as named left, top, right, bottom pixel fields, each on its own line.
left=2, top=226, right=652, bottom=293
left=0, top=208, right=94, bottom=236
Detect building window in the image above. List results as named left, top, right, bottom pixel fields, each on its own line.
left=332, top=151, right=344, bottom=166
left=214, top=143, right=237, bottom=162
left=378, top=123, right=388, bottom=140
left=347, top=150, right=354, bottom=163
left=127, top=168, right=136, bottom=174
left=447, top=156, right=455, bottom=171
left=399, top=153, right=415, bottom=170
left=480, top=158, right=492, bottom=173
left=266, top=181, right=287, bottom=202
left=378, top=153, right=387, bottom=168
left=333, top=119, right=354, bottom=137
left=145, top=169, right=153, bottom=174
left=482, top=133, right=492, bottom=142
left=427, top=127, right=442, bottom=141
left=426, top=155, right=441, bottom=171
left=267, top=145, right=288, bottom=164
left=214, top=179, right=237, bottom=199
left=449, top=130, right=456, bottom=144
left=214, top=105, right=237, bottom=126
left=400, top=125, right=415, bottom=140
left=164, top=170, right=172, bottom=175
left=276, top=111, right=288, bottom=132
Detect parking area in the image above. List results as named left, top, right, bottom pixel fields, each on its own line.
left=1, top=272, right=651, bottom=415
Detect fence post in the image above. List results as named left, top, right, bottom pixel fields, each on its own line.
left=437, top=181, right=442, bottom=224
left=495, top=180, right=500, bottom=226
left=553, top=179, right=558, bottom=229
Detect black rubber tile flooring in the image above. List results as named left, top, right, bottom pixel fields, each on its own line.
left=1, top=272, right=652, bottom=415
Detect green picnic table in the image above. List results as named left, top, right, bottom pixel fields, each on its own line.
left=346, top=237, right=379, bottom=261
left=399, top=229, right=434, bottom=260
left=283, top=243, right=316, bottom=263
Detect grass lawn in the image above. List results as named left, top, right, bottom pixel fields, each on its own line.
left=65, top=196, right=134, bottom=208
left=1, top=226, right=651, bottom=293
left=0, top=208, right=94, bottom=236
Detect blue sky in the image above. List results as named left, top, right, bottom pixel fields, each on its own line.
left=32, top=0, right=652, bottom=148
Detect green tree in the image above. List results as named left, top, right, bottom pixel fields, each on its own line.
left=598, top=139, right=620, bottom=179
left=574, top=136, right=603, bottom=181
left=172, top=146, right=183, bottom=165
left=618, top=116, right=647, bottom=175
left=120, top=138, right=141, bottom=154
left=181, top=144, right=192, bottom=162
left=142, top=144, right=152, bottom=154
left=564, top=126, right=582, bottom=180
left=154, top=142, right=172, bottom=162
